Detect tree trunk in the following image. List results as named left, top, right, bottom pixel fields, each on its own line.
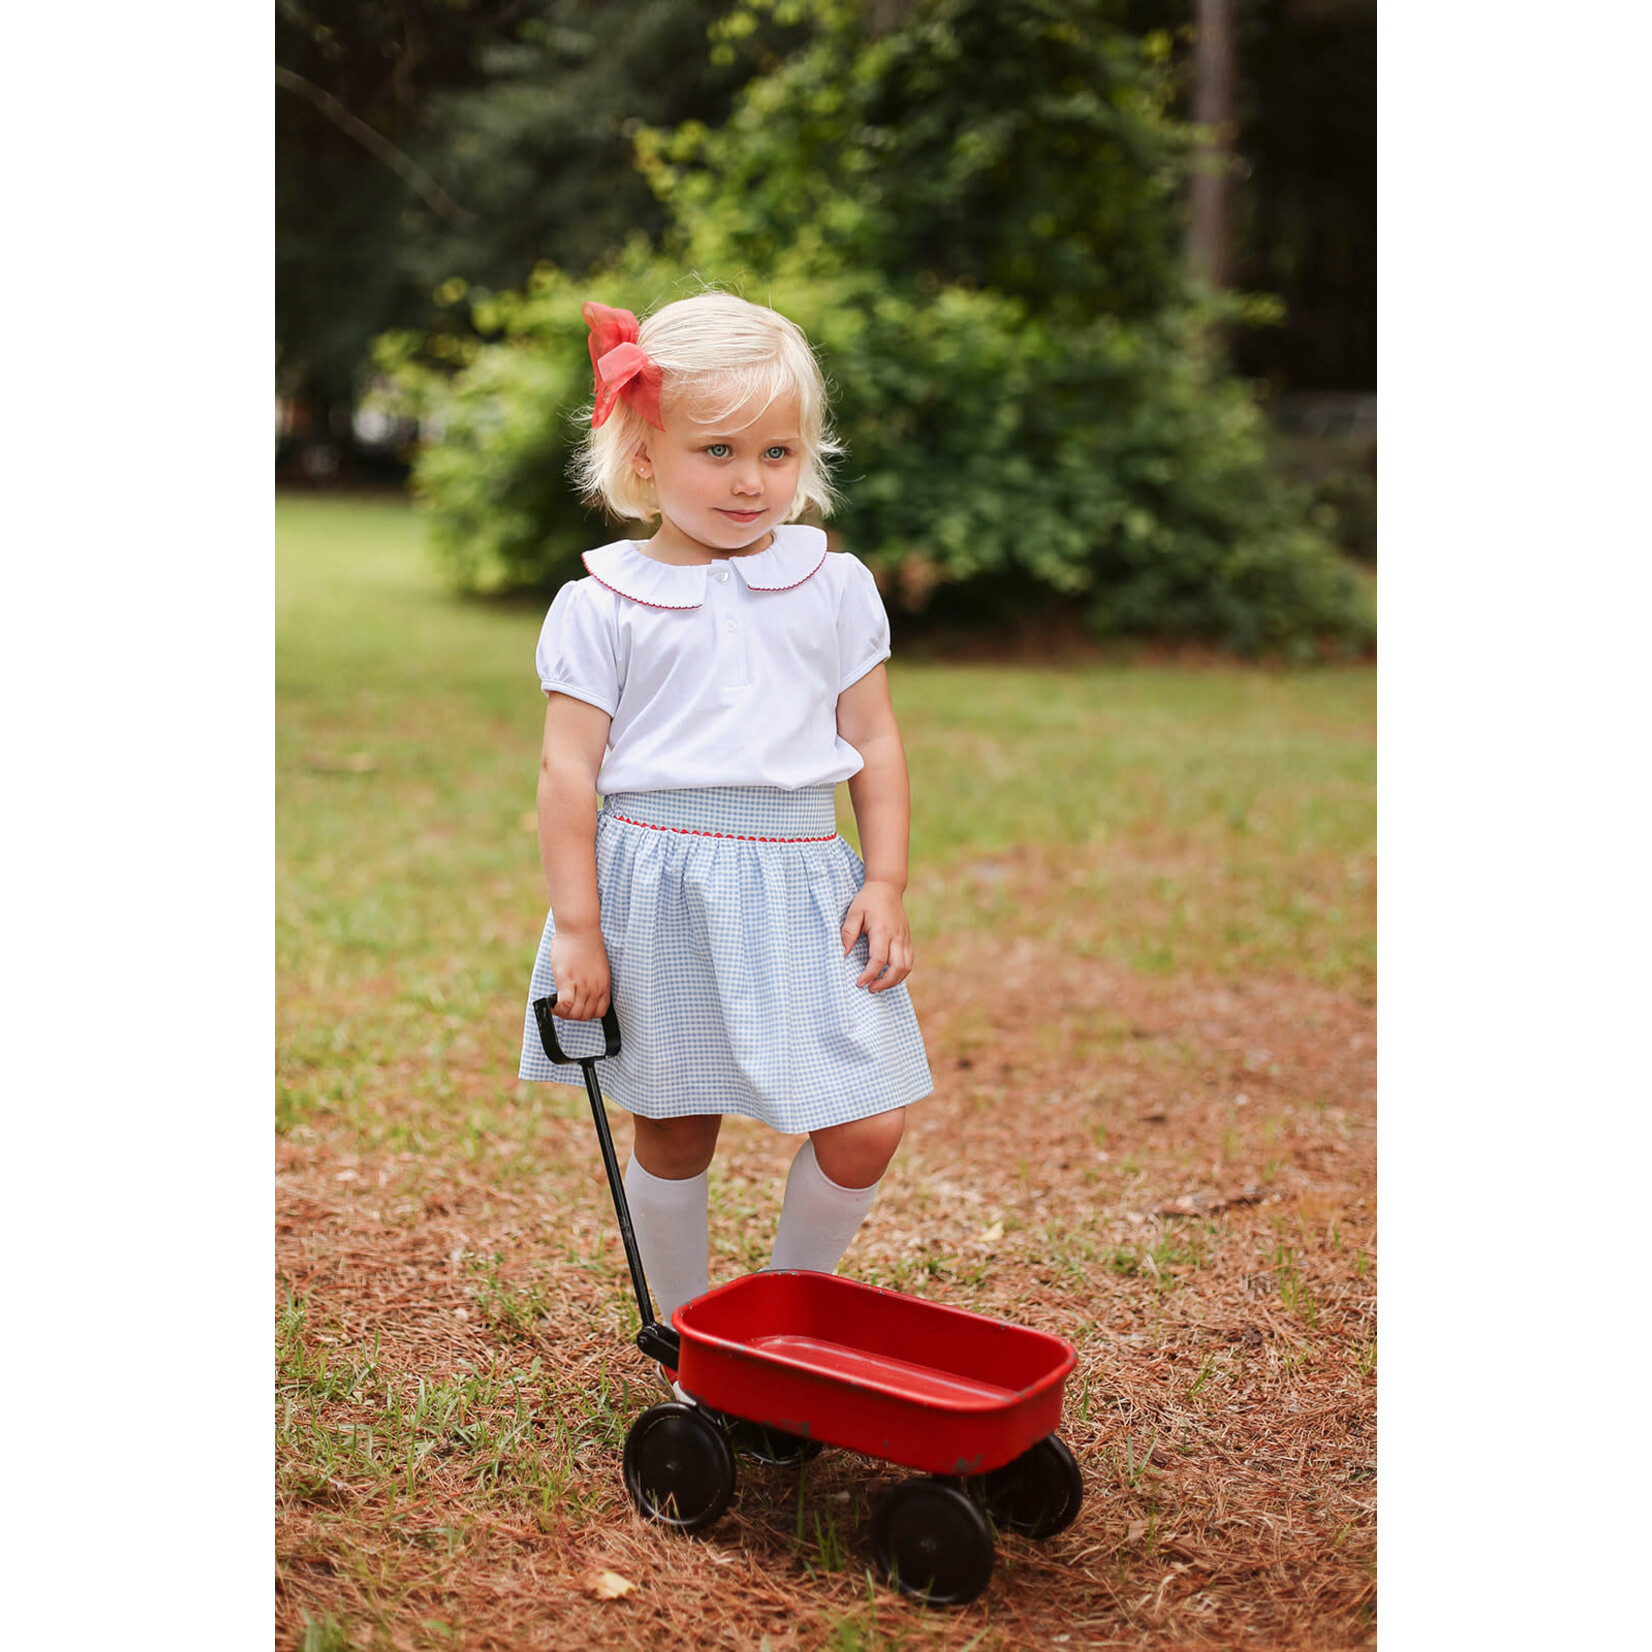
left=1188, top=0, right=1235, bottom=289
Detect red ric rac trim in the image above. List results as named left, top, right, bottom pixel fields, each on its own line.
left=743, top=543, right=829, bottom=591
left=581, top=553, right=702, bottom=610
left=607, top=811, right=837, bottom=844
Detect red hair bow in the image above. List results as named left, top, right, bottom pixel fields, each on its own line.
left=582, top=300, right=664, bottom=431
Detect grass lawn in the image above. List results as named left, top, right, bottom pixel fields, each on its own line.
left=277, top=494, right=1376, bottom=1651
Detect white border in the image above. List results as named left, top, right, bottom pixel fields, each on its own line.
left=4, top=6, right=272, bottom=1641
left=1380, top=3, right=1652, bottom=1644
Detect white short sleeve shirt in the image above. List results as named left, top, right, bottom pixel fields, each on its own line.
left=535, top=524, right=892, bottom=794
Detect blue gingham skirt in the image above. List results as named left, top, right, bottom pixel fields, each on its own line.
left=518, top=786, right=933, bottom=1132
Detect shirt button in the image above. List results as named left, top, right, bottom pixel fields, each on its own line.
left=723, top=618, right=739, bottom=633
left=713, top=568, right=730, bottom=584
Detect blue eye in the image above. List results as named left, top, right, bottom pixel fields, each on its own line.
left=764, top=446, right=789, bottom=460
left=706, top=443, right=731, bottom=458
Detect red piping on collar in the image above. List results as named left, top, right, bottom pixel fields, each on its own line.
left=580, top=536, right=828, bottom=604
left=741, top=542, right=830, bottom=592
left=581, top=551, right=702, bottom=610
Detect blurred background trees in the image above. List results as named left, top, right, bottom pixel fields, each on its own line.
left=277, top=0, right=803, bottom=469
left=276, top=0, right=1375, bottom=650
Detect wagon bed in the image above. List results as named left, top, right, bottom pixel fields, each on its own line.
left=675, top=1269, right=1076, bottom=1477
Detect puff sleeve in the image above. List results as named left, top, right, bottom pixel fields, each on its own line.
left=535, top=580, right=621, bottom=714
left=835, top=556, right=893, bottom=694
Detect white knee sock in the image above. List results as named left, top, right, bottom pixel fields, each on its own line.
left=768, top=1139, right=881, bottom=1273
left=622, top=1156, right=709, bottom=1326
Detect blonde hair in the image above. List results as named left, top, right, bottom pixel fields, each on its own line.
left=573, top=290, right=843, bottom=523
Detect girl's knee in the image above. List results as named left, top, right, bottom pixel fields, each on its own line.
left=632, top=1113, right=722, bottom=1178
left=811, top=1108, right=905, bottom=1190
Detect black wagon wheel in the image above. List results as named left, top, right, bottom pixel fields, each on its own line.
left=711, top=1411, right=826, bottom=1468
left=974, top=1434, right=1084, bottom=1540
left=870, top=1477, right=995, bottom=1607
left=622, top=1402, right=737, bottom=1533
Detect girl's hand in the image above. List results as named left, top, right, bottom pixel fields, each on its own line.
left=549, top=928, right=611, bottom=1021
left=841, top=880, right=915, bottom=992
left=836, top=666, right=915, bottom=995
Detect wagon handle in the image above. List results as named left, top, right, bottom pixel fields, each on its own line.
left=531, top=994, right=681, bottom=1369
left=531, top=996, right=621, bottom=1065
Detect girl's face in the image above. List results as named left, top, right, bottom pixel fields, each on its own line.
left=637, top=388, right=804, bottom=559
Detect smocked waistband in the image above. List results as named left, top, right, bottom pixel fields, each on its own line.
left=600, top=786, right=839, bottom=842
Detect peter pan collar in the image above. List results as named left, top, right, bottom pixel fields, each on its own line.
left=581, top=525, right=828, bottom=610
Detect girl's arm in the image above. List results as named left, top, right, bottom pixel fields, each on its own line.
left=538, top=691, right=614, bottom=1020
left=836, top=664, right=915, bottom=993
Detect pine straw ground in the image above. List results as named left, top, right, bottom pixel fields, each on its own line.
left=277, top=904, right=1374, bottom=1651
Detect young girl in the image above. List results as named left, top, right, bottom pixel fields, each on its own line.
left=518, top=292, right=933, bottom=1369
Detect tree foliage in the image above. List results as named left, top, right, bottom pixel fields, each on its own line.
left=381, top=0, right=1372, bottom=654
left=650, top=0, right=1188, bottom=321
left=277, top=0, right=521, bottom=407
left=277, top=0, right=798, bottom=410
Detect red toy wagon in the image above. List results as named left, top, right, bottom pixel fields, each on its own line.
left=535, top=998, right=1084, bottom=1607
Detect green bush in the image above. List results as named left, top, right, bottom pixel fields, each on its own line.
left=373, top=279, right=611, bottom=595
left=1268, top=433, right=1378, bottom=564
left=378, top=0, right=1373, bottom=656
